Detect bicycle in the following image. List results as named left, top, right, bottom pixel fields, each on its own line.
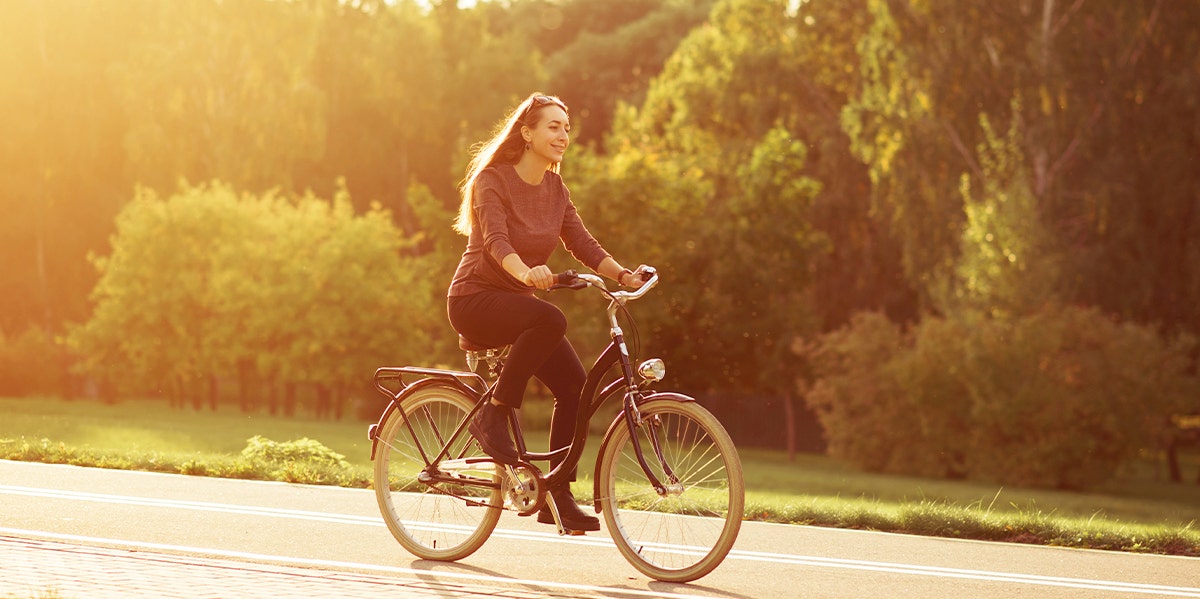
left=367, top=268, right=744, bottom=582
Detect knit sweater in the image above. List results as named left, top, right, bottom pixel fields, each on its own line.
left=448, top=164, right=610, bottom=297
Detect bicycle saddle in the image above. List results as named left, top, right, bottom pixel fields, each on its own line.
left=458, top=334, right=498, bottom=352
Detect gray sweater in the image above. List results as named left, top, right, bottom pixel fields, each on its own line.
left=448, top=164, right=610, bottom=297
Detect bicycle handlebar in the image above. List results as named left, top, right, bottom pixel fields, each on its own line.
left=549, top=267, right=659, bottom=301
left=549, top=270, right=589, bottom=291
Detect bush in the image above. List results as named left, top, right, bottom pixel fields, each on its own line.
left=804, top=306, right=1197, bottom=490
left=802, top=313, right=930, bottom=474
left=240, top=435, right=349, bottom=468
left=0, top=328, right=64, bottom=397
left=956, top=306, right=1195, bottom=489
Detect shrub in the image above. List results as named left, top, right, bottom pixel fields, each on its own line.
left=0, top=328, right=64, bottom=397
left=240, top=435, right=349, bottom=468
left=802, top=312, right=927, bottom=474
left=957, top=306, right=1195, bottom=489
left=804, top=306, right=1197, bottom=490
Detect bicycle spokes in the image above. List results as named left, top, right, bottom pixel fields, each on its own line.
left=598, top=398, right=744, bottom=583
left=373, top=385, right=502, bottom=561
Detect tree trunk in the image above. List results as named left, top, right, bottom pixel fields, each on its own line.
left=207, top=374, right=219, bottom=411
left=783, top=391, right=796, bottom=463
left=1166, top=437, right=1181, bottom=483
left=283, top=382, right=297, bottom=417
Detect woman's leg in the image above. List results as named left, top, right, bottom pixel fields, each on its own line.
left=448, top=291, right=567, bottom=408
left=534, top=336, right=587, bottom=481
left=449, top=293, right=597, bottom=529
left=533, top=337, right=598, bottom=530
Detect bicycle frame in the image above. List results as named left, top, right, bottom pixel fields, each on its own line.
left=367, top=271, right=691, bottom=509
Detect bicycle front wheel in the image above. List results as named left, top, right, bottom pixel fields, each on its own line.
left=373, top=383, right=502, bottom=561
left=597, top=396, right=744, bottom=582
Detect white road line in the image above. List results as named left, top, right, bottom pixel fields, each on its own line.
left=2, top=485, right=1198, bottom=597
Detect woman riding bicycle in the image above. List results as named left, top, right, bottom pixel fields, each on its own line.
left=447, top=92, right=648, bottom=532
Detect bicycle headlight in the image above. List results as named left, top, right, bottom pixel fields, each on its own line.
left=638, top=358, right=666, bottom=383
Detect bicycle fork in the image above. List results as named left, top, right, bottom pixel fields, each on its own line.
left=620, top=392, right=683, bottom=496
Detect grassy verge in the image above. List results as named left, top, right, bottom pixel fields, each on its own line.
left=1, top=396, right=1197, bottom=557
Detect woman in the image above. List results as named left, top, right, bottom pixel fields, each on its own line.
left=447, top=92, right=647, bottom=532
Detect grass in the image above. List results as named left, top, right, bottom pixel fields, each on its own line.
left=1, top=395, right=1198, bottom=557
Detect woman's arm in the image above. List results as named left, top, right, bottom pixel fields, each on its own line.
left=596, top=256, right=645, bottom=288
left=505, top=253, right=641, bottom=289
left=502, top=253, right=554, bottom=290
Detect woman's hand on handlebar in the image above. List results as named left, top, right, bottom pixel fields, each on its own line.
left=522, top=264, right=555, bottom=290
left=623, top=264, right=654, bottom=289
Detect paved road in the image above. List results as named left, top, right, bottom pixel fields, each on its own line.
left=1, top=460, right=1197, bottom=598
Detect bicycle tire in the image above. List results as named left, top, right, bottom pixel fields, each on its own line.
left=597, top=396, right=744, bottom=582
left=373, top=383, right=502, bottom=561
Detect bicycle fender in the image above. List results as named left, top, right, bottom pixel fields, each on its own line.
left=367, top=376, right=479, bottom=461
left=590, top=391, right=697, bottom=512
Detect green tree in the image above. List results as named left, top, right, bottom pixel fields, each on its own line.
left=943, top=98, right=1061, bottom=318
left=572, top=0, right=898, bottom=400
left=0, top=0, right=136, bottom=369
left=110, top=0, right=326, bottom=193
left=543, top=0, right=715, bottom=146
left=69, top=183, right=435, bottom=416
left=69, top=184, right=246, bottom=406
left=301, top=0, right=447, bottom=227
left=843, top=0, right=1200, bottom=334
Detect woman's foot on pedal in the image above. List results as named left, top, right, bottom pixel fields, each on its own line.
left=538, top=487, right=600, bottom=531
left=468, top=402, right=518, bottom=465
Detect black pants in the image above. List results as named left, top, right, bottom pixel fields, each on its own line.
left=448, top=290, right=585, bottom=481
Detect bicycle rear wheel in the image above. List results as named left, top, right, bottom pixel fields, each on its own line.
left=597, top=395, right=744, bottom=582
left=373, top=383, right=502, bottom=561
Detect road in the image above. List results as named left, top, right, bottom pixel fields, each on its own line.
left=1, top=460, right=1197, bottom=598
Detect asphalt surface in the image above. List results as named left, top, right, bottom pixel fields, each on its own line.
left=1, top=460, right=1198, bottom=598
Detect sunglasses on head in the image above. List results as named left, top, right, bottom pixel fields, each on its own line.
left=522, top=95, right=566, bottom=123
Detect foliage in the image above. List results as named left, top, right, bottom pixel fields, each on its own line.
left=804, top=306, right=1198, bottom=490
left=241, top=435, right=349, bottom=468
left=573, top=0, right=855, bottom=396
left=110, top=0, right=326, bottom=193
left=1, top=0, right=1199, bottom=471
left=66, top=182, right=436, bottom=414
left=842, top=0, right=1200, bottom=336
left=542, top=0, right=716, bottom=146
left=0, top=328, right=63, bottom=397
left=941, top=99, right=1062, bottom=318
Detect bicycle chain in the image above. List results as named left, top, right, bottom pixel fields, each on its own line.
left=418, top=458, right=545, bottom=515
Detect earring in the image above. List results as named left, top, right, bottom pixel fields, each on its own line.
left=525, top=142, right=530, bottom=150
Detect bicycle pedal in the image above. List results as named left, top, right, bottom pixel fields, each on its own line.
left=561, top=529, right=587, bottom=536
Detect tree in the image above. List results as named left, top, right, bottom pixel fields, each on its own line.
left=843, top=0, right=1200, bottom=335
left=68, top=183, right=436, bottom=416
left=568, top=0, right=840, bottom=400
left=69, top=184, right=246, bottom=406
left=300, top=0, right=447, bottom=227
left=0, top=0, right=137, bottom=352
left=110, top=0, right=326, bottom=193
left=942, top=98, right=1062, bottom=318
left=543, top=0, right=716, bottom=146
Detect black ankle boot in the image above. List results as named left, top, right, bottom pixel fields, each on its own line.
left=538, top=486, right=600, bottom=531
left=468, top=402, right=518, bottom=465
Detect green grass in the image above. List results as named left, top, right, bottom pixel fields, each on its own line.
left=1, top=396, right=1197, bottom=556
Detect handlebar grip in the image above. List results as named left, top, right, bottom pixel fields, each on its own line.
left=549, top=270, right=587, bottom=291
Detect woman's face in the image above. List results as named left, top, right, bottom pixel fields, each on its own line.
left=524, top=105, right=570, bottom=164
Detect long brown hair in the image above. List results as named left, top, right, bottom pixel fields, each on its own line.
left=453, top=92, right=569, bottom=236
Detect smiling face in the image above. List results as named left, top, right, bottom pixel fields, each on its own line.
left=522, top=104, right=570, bottom=165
